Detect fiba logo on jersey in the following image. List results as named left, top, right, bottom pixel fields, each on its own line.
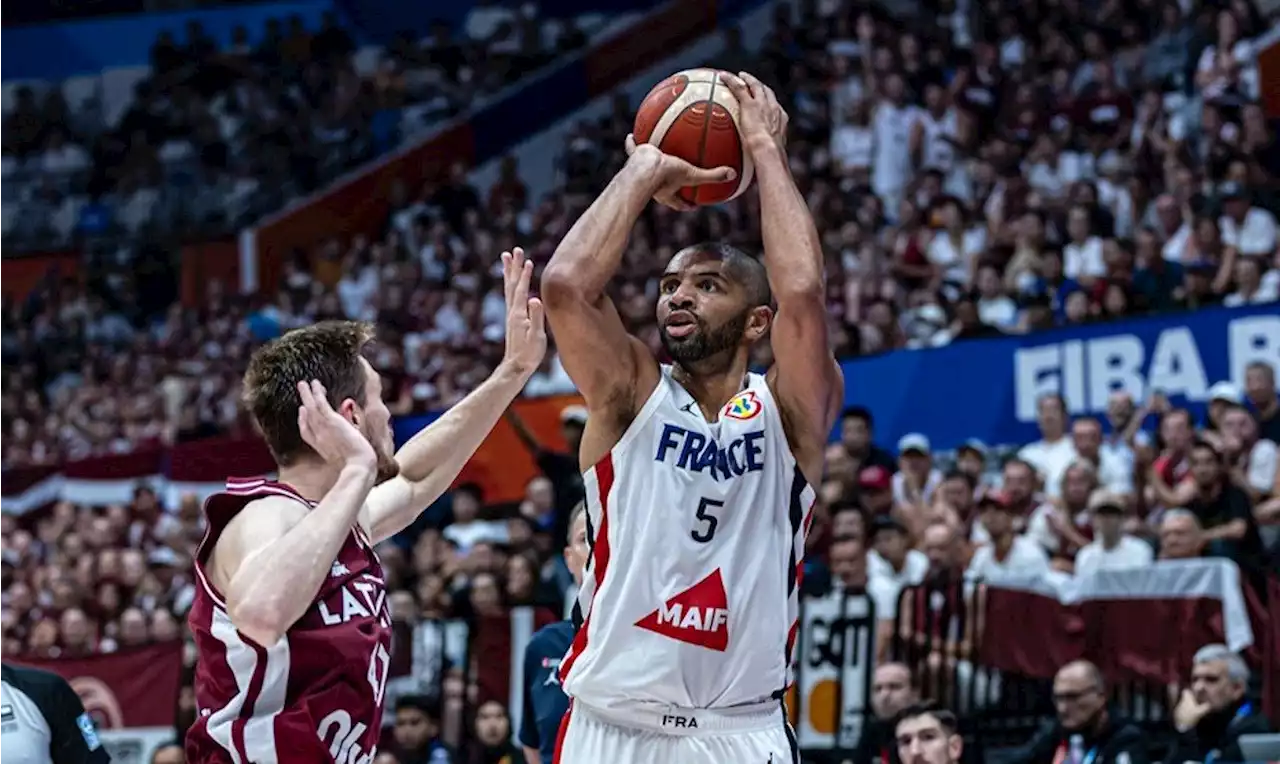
left=721, top=391, right=763, bottom=421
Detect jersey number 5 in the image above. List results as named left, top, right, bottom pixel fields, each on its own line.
left=691, top=497, right=724, bottom=543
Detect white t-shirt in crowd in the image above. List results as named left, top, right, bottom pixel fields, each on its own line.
left=867, top=548, right=929, bottom=588
left=927, top=228, right=987, bottom=284
left=442, top=519, right=509, bottom=551
left=1018, top=437, right=1078, bottom=498
left=1244, top=439, right=1278, bottom=495
left=967, top=535, right=1050, bottom=580
left=893, top=468, right=944, bottom=506
left=1063, top=236, right=1106, bottom=279
left=1074, top=536, right=1154, bottom=577
left=1220, top=207, right=1278, bottom=256
left=831, top=124, right=874, bottom=173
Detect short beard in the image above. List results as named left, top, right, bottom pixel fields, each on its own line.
left=660, top=310, right=748, bottom=367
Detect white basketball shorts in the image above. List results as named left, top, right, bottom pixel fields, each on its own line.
left=553, top=700, right=799, bottom=764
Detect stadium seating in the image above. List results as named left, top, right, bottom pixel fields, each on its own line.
left=2, top=0, right=1278, bottom=760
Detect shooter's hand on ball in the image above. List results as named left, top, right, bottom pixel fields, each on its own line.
left=718, top=71, right=788, bottom=156
left=624, top=134, right=736, bottom=212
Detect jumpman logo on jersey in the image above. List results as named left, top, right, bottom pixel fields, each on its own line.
left=680, top=401, right=697, bottom=416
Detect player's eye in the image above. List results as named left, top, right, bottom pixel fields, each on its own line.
left=699, top=280, right=717, bottom=292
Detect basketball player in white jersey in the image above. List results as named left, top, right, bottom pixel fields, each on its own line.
left=541, top=71, right=842, bottom=763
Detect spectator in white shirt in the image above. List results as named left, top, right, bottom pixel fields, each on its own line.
left=441, top=483, right=509, bottom=551
left=1223, top=256, right=1278, bottom=307
left=1063, top=205, right=1106, bottom=285
left=1019, top=393, right=1077, bottom=499
left=1074, top=491, right=1153, bottom=576
left=968, top=490, right=1051, bottom=580
left=868, top=516, right=929, bottom=589
left=1071, top=416, right=1134, bottom=495
left=1219, top=404, right=1279, bottom=510
left=894, top=433, right=943, bottom=508
left=1218, top=183, right=1278, bottom=257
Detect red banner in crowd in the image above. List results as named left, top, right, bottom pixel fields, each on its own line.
left=978, top=562, right=1278, bottom=717
left=14, top=641, right=184, bottom=728
left=1, top=250, right=82, bottom=301
left=1, top=395, right=583, bottom=514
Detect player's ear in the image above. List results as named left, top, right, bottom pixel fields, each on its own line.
left=338, top=397, right=361, bottom=425
left=745, top=305, right=773, bottom=342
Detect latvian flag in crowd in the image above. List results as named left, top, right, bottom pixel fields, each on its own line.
left=1, top=435, right=277, bottom=515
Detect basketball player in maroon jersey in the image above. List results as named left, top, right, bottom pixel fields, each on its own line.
left=186, top=249, right=546, bottom=764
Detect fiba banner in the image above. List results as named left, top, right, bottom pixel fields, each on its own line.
left=789, top=592, right=875, bottom=750
left=838, top=304, right=1280, bottom=450
left=14, top=641, right=183, bottom=728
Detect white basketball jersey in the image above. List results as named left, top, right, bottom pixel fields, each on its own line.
left=559, top=367, right=815, bottom=712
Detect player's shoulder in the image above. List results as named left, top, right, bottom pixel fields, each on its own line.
left=222, top=494, right=309, bottom=538
left=210, top=495, right=309, bottom=573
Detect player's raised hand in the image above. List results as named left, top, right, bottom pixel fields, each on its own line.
left=296, top=380, right=377, bottom=470
left=500, top=247, right=547, bottom=378
left=718, top=71, right=788, bottom=156
left=625, top=133, right=736, bottom=212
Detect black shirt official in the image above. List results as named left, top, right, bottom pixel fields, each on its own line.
left=0, top=664, right=111, bottom=764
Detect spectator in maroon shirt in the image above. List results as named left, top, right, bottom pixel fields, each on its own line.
left=1073, top=62, right=1134, bottom=154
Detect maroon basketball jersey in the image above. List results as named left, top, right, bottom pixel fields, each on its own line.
left=186, top=478, right=392, bottom=764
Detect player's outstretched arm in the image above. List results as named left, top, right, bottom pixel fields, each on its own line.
left=722, top=72, right=843, bottom=478
left=361, top=249, right=547, bottom=543
left=213, top=381, right=379, bottom=646
left=542, top=143, right=735, bottom=434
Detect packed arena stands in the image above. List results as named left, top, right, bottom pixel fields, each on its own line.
left=3, top=0, right=1279, bottom=761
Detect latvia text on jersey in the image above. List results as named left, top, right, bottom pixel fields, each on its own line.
left=186, top=479, right=393, bottom=764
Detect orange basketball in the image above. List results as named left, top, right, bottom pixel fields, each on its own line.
left=632, top=68, right=755, bottom=207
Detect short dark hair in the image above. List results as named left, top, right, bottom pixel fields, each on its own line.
left=397, top=694, right=441, bottom=719
left=942, top=469, right=976, bottom=490
left=455, top=482, right=485, bottom=503
left=242, top=320, right=376, bottom=465
left=842, top=405, right=874, bottom=428
left=674, top=241, right=772, bottom=308
left=893, top=700, right=959, bottom=736
left=1191, top=438, right=1223, bottom=463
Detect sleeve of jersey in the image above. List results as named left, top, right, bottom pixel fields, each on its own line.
left=44, top=678, right=110, bottom=764
left=518, top=635, right=544, bottom=748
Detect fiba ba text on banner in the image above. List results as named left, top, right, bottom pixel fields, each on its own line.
left=841, top=305, right=1280, bottom=449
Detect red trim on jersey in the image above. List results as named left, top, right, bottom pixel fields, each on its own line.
left=558, top=453, right=614, bottom=683
left=551, top=699, right=574, bottom=764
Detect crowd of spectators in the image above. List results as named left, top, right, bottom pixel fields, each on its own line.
left=3, top=0, right=1280, bottom=759
left=1, top=4, right=595, bottom=248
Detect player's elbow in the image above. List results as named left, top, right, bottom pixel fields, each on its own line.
left=540, top=261, right=584, bottom=307
left=227, top=597, right=288, bottom=646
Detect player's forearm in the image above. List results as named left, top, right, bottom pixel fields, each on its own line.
left=543, top=152, right=663, bottom=303
left=390, top=361, right=529, bottom=497
left=753, top=141, right=825, bottom=301
left=523, top=747, right=542, bottom=764
left=230, top=465, right=375, bottom=643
